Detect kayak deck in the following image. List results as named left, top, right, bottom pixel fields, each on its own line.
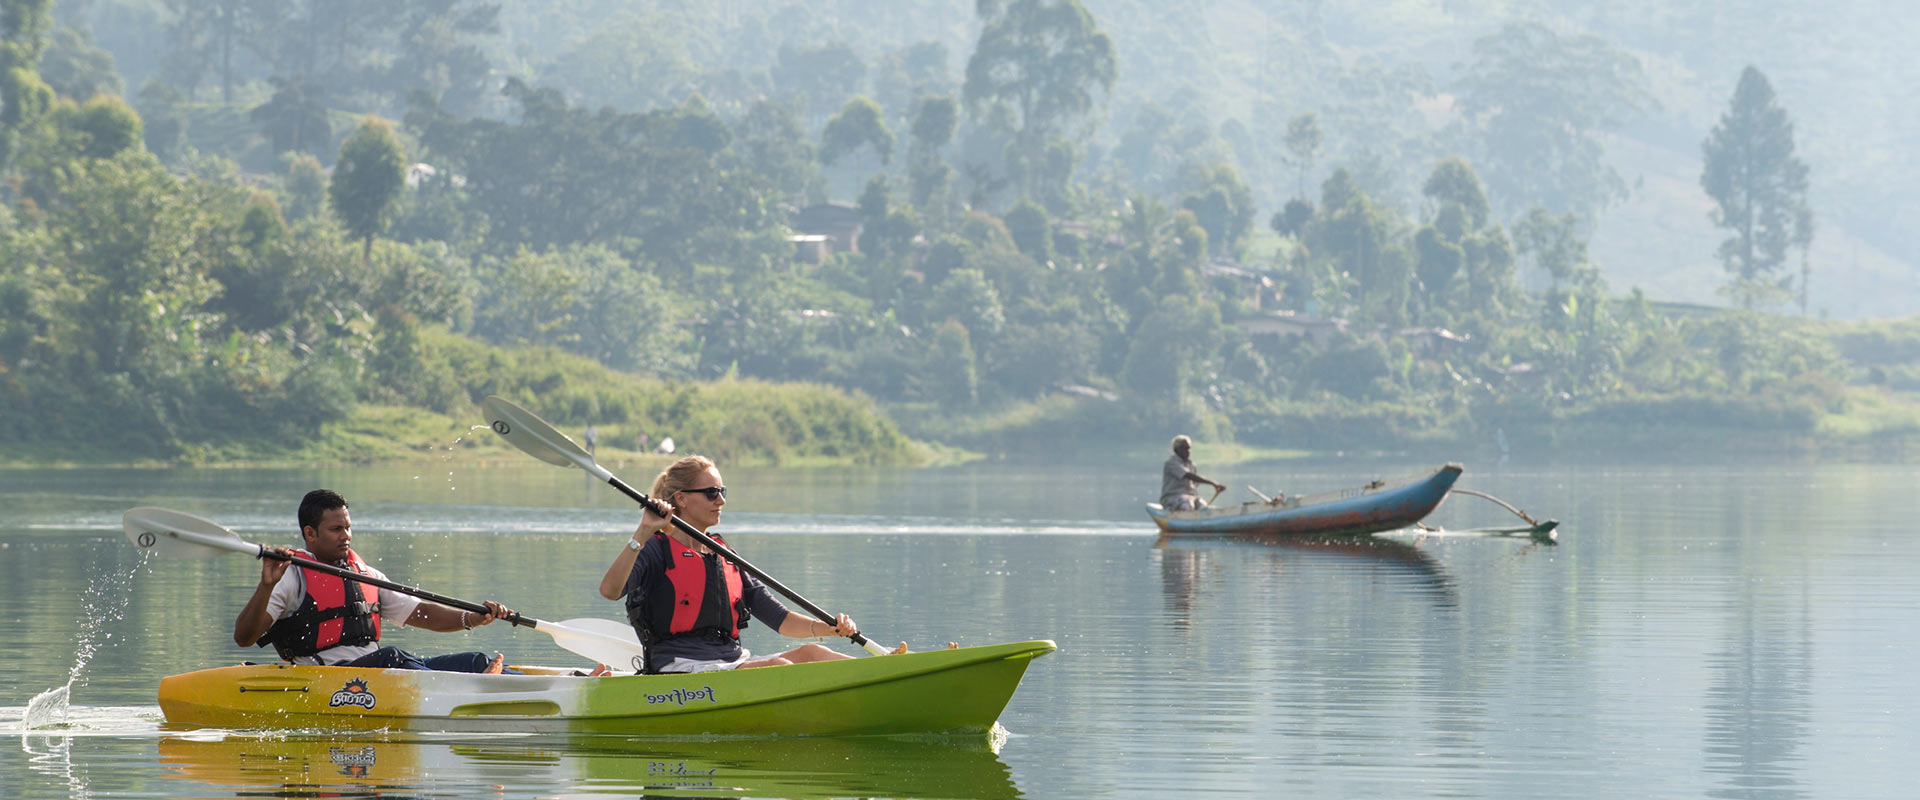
left=158, top=640, right=1056, bottom=736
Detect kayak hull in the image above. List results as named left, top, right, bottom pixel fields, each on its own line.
left=1147, top=463, right=1463, bottom=537
left=158, top=640, right=1055, bottom=735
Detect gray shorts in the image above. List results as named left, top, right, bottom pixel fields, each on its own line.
left=1163, top=495, right=1201, bottom=511
left=655, top=650, right=752, bottom=674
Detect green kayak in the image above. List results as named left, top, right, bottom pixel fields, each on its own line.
left=158, top=640, right=1056, bottom=736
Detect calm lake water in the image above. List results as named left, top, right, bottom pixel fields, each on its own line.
left=3, top=457, right=1916, bottom=798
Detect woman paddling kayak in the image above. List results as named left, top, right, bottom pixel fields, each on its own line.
left=597, top=456, right=870, bottom=674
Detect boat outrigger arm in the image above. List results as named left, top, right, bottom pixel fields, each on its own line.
left=1442, top=488, right=1558, bottom=535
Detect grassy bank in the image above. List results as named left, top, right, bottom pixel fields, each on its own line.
left=2, top=329, right=944, bottom=468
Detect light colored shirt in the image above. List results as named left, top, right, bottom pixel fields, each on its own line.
left=1161, top=454, right=1199, bottom=506
left=264, top=553, right=420, bottom=665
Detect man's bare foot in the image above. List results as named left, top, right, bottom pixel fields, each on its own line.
left=482, top=652, right=505, bottom=674
left=890, top=642, right=909, bottom=655
left=587, top=663, right=611, bottom=676
left=947, top=642, right=959, bottom=649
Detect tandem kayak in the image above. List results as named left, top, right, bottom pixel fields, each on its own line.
left=1146, top=463, right=1463, bottom=537
left=158, top=640, right=1055, bottom=735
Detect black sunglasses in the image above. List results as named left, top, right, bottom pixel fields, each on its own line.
left=679, top=486, right=727, bottom=501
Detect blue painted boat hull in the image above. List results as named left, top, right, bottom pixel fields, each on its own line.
left=1146, top=463, right=1463, bottom=537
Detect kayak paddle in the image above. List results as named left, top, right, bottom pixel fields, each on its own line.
left=481, top=394, right=892, bottom=656
left=123, top=506, right=649, bottom=672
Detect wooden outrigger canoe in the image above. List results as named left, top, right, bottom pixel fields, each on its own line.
left=157, top=640, right=1055, bottom=735
left=1146, top=463, right=1463, bottom=537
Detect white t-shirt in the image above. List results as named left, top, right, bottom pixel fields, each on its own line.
left=263, top=555, right=421, bottom=665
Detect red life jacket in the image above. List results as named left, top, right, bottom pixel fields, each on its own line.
left=632, top=531, right=749, bottom=644
left=257, top=549, right=382, bottom=662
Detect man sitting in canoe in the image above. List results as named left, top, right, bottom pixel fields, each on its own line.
left=233, top=489, right=517, bottom=674
left=598, top=456, right=866, bottom=674
left=1161, top=435, right=1226, bottom=510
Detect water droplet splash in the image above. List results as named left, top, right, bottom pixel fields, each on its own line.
left=22, top=552, right=150, bottom=731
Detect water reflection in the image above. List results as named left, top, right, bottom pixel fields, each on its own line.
left=156, top=731, right=1021, bottom=799
left=1703, top=564, right=1813, bottom=799
left=1155, top=533, right=1457, bottom=613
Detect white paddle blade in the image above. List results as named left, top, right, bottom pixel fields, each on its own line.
left=123, top=507, right=260, bottom=560
left=538, top=618, right=646, bottom=674
left=481, top=395, right=590, bottom=469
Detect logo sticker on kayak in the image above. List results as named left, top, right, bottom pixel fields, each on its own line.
left=329, top=745, right=376, bottom=777
left=645, top=685, right=717, bottom=706
left=329, top=678, right=378, bottom=709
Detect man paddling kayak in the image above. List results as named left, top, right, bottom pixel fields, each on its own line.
left=233, top=489, right=518, bottom=674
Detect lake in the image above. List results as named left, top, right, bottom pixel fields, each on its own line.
left=3, top=457, right=1916, bottom=798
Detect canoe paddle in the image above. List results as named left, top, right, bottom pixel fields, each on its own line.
left=481, top=394, right=892, bottom=657
left=122, top=506, right=650, bottom=671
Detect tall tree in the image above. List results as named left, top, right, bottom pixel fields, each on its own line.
left=1421, top=157, right=1489, bottom=230
left=775, top=41, right=866, bottom=121
left=1454, top=22, right=1655, bottom=220
left=907, top=94, right=957, bottom=211
left=963, top=0, right=1115, bottom=198
left=1281, top=112, right=1322, bottom=200
left=0, top=0, right=54, bottom=173
left=1701, top=65, right=1813, bottom=312
left=819, top=96, right=893, bottom=166
left=1513, top=207, right=1601, bottom=296
left=1179, top=162, right=1254, bottom=259
left=250, top=75, right=331, bottom=156
left=161, top=0, right=260, bottom=103
left=329, top=116, right=406, bottom=264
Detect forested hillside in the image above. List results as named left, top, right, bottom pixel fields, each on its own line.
left=4, top=0, right=1917, bottom=464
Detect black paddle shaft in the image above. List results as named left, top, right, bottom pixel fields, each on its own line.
left=608, top=476, right=875, bottom=649
left=258, top=548, right=533, bottom=628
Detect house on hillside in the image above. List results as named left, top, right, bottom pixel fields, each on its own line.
left=788, top=202, right=862, bottom=263
left=1394, top=326, right=1471, bottom=358
left=1199, top=259, right=1278, bottom=310
left=1241, top=310, right=1347, bottom=348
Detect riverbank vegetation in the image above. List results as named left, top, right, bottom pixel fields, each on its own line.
left=3, top=1, right=1917, bottom=467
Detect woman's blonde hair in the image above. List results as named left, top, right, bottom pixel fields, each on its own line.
left=651, top=455, right=717, bottom=499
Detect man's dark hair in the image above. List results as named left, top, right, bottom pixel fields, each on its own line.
left=298, top=489, right=349, bottom=531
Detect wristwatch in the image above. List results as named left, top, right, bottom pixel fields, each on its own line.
left=626, top=537, right=644, bottom=551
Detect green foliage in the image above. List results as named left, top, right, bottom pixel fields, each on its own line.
left=964, top=0, right=1115, bottom=197
left=1422, top=158, right=1489, bottom=229
left=4, top=0, right=1913, bottom=464
left=134, top=79, right=187, bottom=160
left=281, top=152, right=327, bottom=221
left=926, top=319, right=979, bottom=408
left=1701, top=66, right=1813, bottom=311
left=439, top=328, right=922, bottom=466
left=1001, top=198, right=1050, bottom=262
left=1453, top=21, right=1656, bottom=220
left=907, top=95, right=958, bottom=210
left=411, top=82, right=774, bottom=275
left=775, top=40, right=866, bottom=119
left=1281, top=112, right=1322, bottom=200
left=1179, top=162, right=1254, bottom=258
left=251, top=76, right=332, bottom=157
left=330, top=116, right=407, bottom=262
left=469, top=243, right=691, bottom=375
left=1513, top=207, right=1601, bottom=295
left=820, top=95, right=893, bottom=166
left=37, top=25, right=120, bottom=100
